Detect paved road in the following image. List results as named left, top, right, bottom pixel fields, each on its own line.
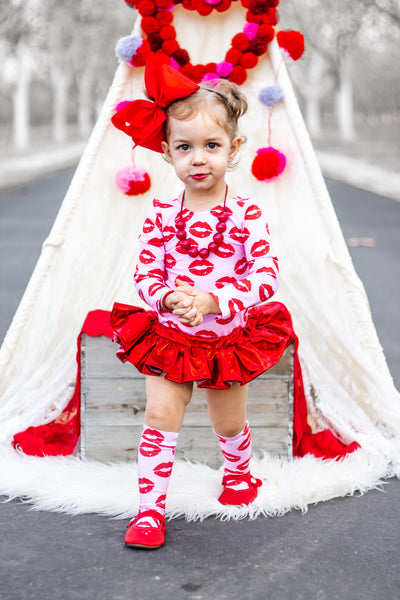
left=0, top=171, right=399, bottom=600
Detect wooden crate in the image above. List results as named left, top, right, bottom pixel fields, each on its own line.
left=80, top=334, right=294, bottom=467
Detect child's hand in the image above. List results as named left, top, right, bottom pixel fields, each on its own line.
left=174, top=279, right=220, bottom=317
left=163, top=287, right=203, bottom=326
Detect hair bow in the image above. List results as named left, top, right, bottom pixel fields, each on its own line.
left=111, top=54, right=200, bottom=153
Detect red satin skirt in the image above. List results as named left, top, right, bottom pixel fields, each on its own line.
left=110, top=301, right=296, bottom=390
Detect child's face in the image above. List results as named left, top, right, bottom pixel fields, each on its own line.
left=161, top=107, right=241, bottom=198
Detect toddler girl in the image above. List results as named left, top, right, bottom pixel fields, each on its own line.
left=111, top=55, right=279, bottom=549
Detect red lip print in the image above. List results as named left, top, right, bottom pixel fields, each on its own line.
left=148, top=282, right=165, bottom=297
left=233, top=279, right=252, bottom=293
left=214, top=242, right=235, bottom=259
left=244, top=205, right=262, bottom=220
left=188, top=259, right=214, bottom=276
left=251, top=239, right=270, bottom=257
left=238, top=436, right=251, bottom=451
left=155, top=213, right=162, bottom=230
left=155, top=494, right=167, bottom=508
left=236, top=458, right=251, bottom=471
left=234, top=257, right=248, bottom=275
left=215, top=314, right=236, bottom=325
left=138, top=289, right=145, bottom=302
left=154, top=199, right=173, bottom=209
left=256, top=266, right=277, bottom=278
left=139, top=442, right=162, bottom=457
left=259, top=283, right=274, bottom=302
left=189, top=221, right=212, bottom=239
left=153, top=462, right=174, bottom=478
left=228, top=227, right=250, bottom=243
left=221, top=450, right=241, bottom=462
left=215, top=276, right=237, bottom=289
left=165, top=253, right=176, bottom=269
left=138, top=478, right=155, bottom=494
left=139, top=249, right=156, bottom=264
left=164, top=320, right=181, bottom=330
left=210, top=206, right=232, bottom=218
left=163, top=225, right=176, bottom=243
left=175, top=274, right=195, bottom=286
left=273, top=257, right=279, bottom=270
left=148, top=237, right=164, bottom=247
left=143, top=218, right=155, bottom=234
left=228, top=298, right=245, bottom=314
left=142, top=428, right=165, bottom=445
left=136, top=268, right=164, bottom=283
left=194, top=329, right=218, bottom=338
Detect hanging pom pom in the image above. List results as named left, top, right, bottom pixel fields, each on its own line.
left=115, top=36, right=144, bottom=63
left=115, top=164, right=152, bottom=196
left=251, top=147, right=286, bottom=181
left=277, top=30, right=305, bottom=61
left=258, top=85, right=284, bottom=107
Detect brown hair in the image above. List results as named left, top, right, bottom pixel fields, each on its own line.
left=164, top=79, right=248, bottom=141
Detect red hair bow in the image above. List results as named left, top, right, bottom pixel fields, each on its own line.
left=111, top=54, right=199, bottom=153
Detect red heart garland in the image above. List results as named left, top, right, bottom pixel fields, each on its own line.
left=124, top=0, right=280, bottom=84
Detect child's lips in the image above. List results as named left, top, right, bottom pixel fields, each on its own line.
left=191, top=173, right=208, bottom=180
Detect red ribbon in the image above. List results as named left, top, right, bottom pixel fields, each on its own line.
left=111, top=54, right=199, bottom=153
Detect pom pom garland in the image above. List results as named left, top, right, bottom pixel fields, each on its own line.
left=216, top=61, right=234, bottom=77
left=115, top=164, right=152, bottom=196
left=258, top=85, right=284, bottom=107
left=251, top=147, right=286, bottom=181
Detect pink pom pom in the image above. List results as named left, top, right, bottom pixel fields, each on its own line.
left=251, top=147, right=286, bottom=181
left=170, top=57, right=180, bottom=70
left=216, top=61, right=234, bottom=77
left=243, top=23, right=259, bottom=41
left=205, top=0, right=222, bottom=5
left=115, top=164, right=151, bottom=195
left=115, top=100, right=131, bottom=112
left=202, top=72, right=220, bottom=83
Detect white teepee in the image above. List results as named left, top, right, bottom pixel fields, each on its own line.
left=0, top=6, right=399, bottom=520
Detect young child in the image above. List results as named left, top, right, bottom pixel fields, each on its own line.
left=111, top=55, right=279, bottom=549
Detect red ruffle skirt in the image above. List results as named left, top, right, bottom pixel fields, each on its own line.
left=110, top=301, right=297, bottom=390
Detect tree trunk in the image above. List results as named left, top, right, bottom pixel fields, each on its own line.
left=335, top=53, right=355, bottom=141
left=12, top=58, right=31, bottom=150
left=51, top=70, right=70, bottom=143
left=77, top=71, right=93, bottom=137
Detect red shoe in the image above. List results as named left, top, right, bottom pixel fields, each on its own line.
left=218, top=472, right=262, bottom=506
left=124, top=509, right=166, bottom=549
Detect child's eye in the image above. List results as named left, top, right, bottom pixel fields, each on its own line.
left=177, top=144, right=190, bottom=151
left=207, top=142, right=218, bottom=150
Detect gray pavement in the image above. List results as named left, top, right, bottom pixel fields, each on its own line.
left=0, top=170, right=400, bottom=599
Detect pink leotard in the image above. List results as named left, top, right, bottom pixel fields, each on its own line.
left=134, top=195, right=279, bottom=338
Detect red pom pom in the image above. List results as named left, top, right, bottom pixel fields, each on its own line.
left=216, top=0, right=231, bottom=12
left=160, top=25, right=176, bottom=40
left=232, top=33, right=250, bottom=52
left=225, top=48, right=242, bottom=66
left=191, top=64, right=206, bottom=82
left=262, top=8, right=278, bottom=25
left=127, top=174, right=152, bottom=195
left=155, top=0, right=172, bottom=6
left=267, top=0, right=279, bottom=6
left=130, top=39, right=151, bottom=66
left=257, top=24, right=274, bottom=41
left=248, top=39, right=269, bottom=55
left=180, top=64, right=196, bottom=80
left=197, top=4, right=213, bottom=15
left=204, top=62, right=217, bottom=73
left=241, top=0, right=251, bottom=7
left=138, top=0, right=156, bottom=16
left=115, top=165, right=152, bottom=196
left=248, top=0, right=270, bottom=16
left=147, top=33, right=163, bottom=51
left=141, top=16, right=160, bottom=34
left=182, top=0, right=197, bottom=8
left=173, top=48, right=190, bottom=65
left=156, top=11, right=173, bottom=25
left=277, top=30, right=305, bottom=61
left=246, top=11, right=263, bottom=24
left=240, top=52, right=258, bottom=69
left=251, top=147, right=286, bottom=181
left=162, top=39, right=179, bottom=55
left=228, top=65, right=247, bottom=85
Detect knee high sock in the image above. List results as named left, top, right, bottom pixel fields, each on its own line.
left=214, top=421, right=252, bottom=489
left=137, top=425, right=179, bottom=519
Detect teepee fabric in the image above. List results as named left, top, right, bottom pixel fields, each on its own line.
left=0, top=6, right=399, bottom=519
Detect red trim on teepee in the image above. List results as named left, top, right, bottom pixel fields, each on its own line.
left=12, top=308, right=359, bottom=460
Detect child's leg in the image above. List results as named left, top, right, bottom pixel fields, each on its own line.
left=125, top=375, right=193, bottom=548
left=206, top=383, right=261, bottom=505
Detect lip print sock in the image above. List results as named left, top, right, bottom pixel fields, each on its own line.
left=125, top=426, right=179, bottom=549
left=214, top=421, right=262, bottom=506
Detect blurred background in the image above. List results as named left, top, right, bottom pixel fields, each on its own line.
left=0, top=0, right=399, bottom=176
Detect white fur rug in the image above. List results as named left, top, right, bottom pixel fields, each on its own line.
left=0, top=448, right=390, bottom=521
